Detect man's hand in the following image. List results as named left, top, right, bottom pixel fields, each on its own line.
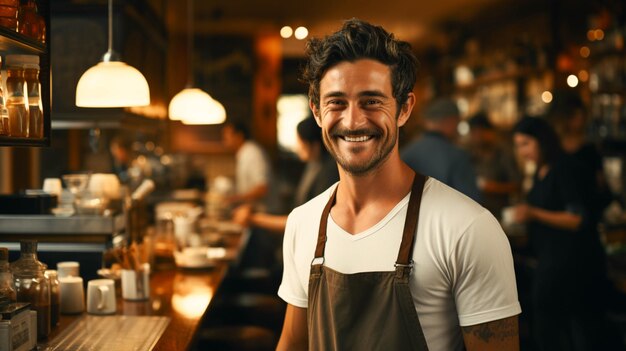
left=231, top=203, right=253, bottom=226
left=462, top=316, right=519, bottom=351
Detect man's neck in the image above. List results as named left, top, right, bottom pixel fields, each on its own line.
left=332, top=154, right=415, bottom=234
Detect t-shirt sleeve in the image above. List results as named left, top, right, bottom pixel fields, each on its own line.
left=449, top=210, right=521, bottom=326
left=242, top=145, right=270, bottom=189
left=278, top=210, right=309, bottom=307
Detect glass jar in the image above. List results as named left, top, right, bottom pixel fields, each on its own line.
left=11, top=240, right=51, bottom=340
left=0, top=0, right=18, bottom=31
left=44, top=269, right=60, bottom=328
left=0, top=247, right=16, bottom=302
left=23, top=55, right=42, bottom=139
left=5, top=55, right=28, bottom=137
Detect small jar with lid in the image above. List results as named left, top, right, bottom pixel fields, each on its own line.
left=5, top=54, right=28, bottom=137
left=11, top=240, right=51, bottom=340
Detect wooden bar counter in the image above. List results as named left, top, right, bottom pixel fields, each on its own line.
left=41, top=226, right=249, bottom=351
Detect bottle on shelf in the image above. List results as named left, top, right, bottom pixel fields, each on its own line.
left=0, top=56, right=9, bottom=137
left=0, top=247, right=16, bottom=302
left=0, top=0, right=19, bottom=32
left=23, top=54, right=42, bottom=138
left=5, top=54, right=28, bottom=137
left=10, top=240, right=51, bottom=340
left=17, top=0, right=45, bottom=42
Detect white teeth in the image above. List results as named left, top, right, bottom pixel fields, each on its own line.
left=344, top=135, right=371, bottom=142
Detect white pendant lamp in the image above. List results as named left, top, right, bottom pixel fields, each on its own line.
left=168, top=0, right=226, bottom=125
left=76, top=0, right=150, bottom=107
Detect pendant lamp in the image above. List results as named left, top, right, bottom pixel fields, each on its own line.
left=168, top=0, right=226, bottom=125
left=76, top=0, right=150, bottom=107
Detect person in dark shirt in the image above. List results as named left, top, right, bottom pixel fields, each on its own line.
left=511, top=116, right=611, bottom=351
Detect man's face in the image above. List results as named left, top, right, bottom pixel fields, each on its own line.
left=221, top=125, right=241, bottom=151
left=311, top=59, right=411, bottom=176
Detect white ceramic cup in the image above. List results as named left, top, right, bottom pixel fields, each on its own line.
left=86, top=279, right=116, bottom=315
left=121, top=264, right=150, bottom=301
left=57, top=261, right=80, bottom=278
left=501, top=206, right=516, bottom=226
left=42, top=178, right=62, bottom=198
left=59, top=276, right=84, bottom=314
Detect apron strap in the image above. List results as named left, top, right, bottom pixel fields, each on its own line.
left=395, top=173, right=427, bottom=267
left=313, top=185, right=338, bottom=261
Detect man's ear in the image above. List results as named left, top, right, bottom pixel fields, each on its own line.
left=397, top=92, right=416, bottom=128
left=310, top=100, right=322, bottom=127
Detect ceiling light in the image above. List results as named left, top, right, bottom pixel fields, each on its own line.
left=280, top=26, right=293, bottom=39
left=294, top=26, right=308, bottom=40
left=567, top=75, right=579, bottom=88
left=76, top=0, right=150, bottom=107
left=168, top=0, right=226, bottom=125
left=170, top=88, right=225, bottom=124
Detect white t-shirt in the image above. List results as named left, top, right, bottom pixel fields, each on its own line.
left=235, top=141, right=270, bottom=195
left=278, top=178, right=521, bottom=351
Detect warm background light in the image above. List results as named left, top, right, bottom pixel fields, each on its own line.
left=76, top=61, right=150, bottom=107
left=567, top=74, right=579, bottom=88
left=541, top=91, right=553, bottom=103
left=280, top=26, right=293, bottom=38
left=294, top=26, right=308, bottom=40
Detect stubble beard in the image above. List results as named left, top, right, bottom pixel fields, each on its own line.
left=323, top=127, right=397, bottom=176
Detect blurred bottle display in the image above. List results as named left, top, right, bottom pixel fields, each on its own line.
left=0, top=0, right=18, bottom=31
left=5, top=54, right=28, bottom=137
left=10, top=240, right=51, bottom=340
left=0, top=247, right=17, bottom=302
left=24, top=54, right=42, bottom=138
left=18, top=0, right=44, bottom=42
left=0, top=57, right=8, bottom=137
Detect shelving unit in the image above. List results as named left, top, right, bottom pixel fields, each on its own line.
left=0, top=2, right=50, bottom=147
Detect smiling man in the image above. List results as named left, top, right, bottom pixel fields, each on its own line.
left=276, top=19, right=521, bottom=351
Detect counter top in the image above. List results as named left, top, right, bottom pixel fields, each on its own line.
left=41, top=227, right=249, bottom=351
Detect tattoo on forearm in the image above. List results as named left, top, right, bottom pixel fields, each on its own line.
left=462, top=317, right=518, bottom=342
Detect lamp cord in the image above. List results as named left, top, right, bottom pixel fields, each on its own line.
left=108, top=0, right=113, bottom=53
left=187, top=0, right=194, bottom=87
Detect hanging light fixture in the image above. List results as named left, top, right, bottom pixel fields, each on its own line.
left=76, top=0, right=150, bottom=107
left=169, top=0, right=226, bottom=125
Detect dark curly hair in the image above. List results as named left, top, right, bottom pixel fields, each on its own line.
left=301, top=18, right=419, bottom=112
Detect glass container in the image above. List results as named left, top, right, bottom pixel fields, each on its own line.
left=44, top=269, right=60, bottom=328
left=0, top=247, right=16, bottom=302
left=5, top=55, right=28, bottom=137
left=23, top=55, right=42, bottom=138
left=11, top=240, right=51, bottom=340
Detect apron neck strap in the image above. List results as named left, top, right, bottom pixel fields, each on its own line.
left=314, top=184, right=338, bottom=260
left=395, top=173, right=427, bottom=266
left=313, top=173, right=427, bottom=265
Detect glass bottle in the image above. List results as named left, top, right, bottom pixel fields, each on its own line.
left=11, top=240, right=51, bottom=340
left=23, top=55, right=42, bottom=139
left=44, top=269, right=60, bottom=328
left=18, top=0, right=45, bottom=42
left=5, top=55, right=28, bottom=137
left=0, top=247, right=16, bottom=302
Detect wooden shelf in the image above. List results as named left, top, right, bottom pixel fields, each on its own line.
left=0, top=26, right=45, bottom=54
left=0, top=135, right=50, bottom=147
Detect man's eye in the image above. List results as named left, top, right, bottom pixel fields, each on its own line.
left=364, top=99, right=381, bottom=106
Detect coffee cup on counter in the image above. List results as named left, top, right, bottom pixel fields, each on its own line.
left=121, top=263, right=150, bottom=301
left=87, top=279, right=116, bottom=315
left=57, top=261, right=80, bottom=278
left=59, top=276, right=84, bottom=314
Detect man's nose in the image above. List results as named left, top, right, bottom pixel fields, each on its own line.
left=343, top=103, right=367, bottom=130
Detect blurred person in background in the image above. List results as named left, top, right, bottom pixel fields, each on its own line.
left=234, top=117, right=339, bottom=233
left=221, top=120, right=271, bottom=209
left=548, top=91, right=612, bottom=228
left=511, top=116, right=615, bottom=351
left=466, top=112, right=521, bottom=216
left=222, top=120, right=274, bottom=268
left=401, top=98, right=481, bottom=202
left=109, top=135, right=134, bottom=184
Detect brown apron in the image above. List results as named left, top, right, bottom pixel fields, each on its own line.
left=308, top=174, right=430, bottom=351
